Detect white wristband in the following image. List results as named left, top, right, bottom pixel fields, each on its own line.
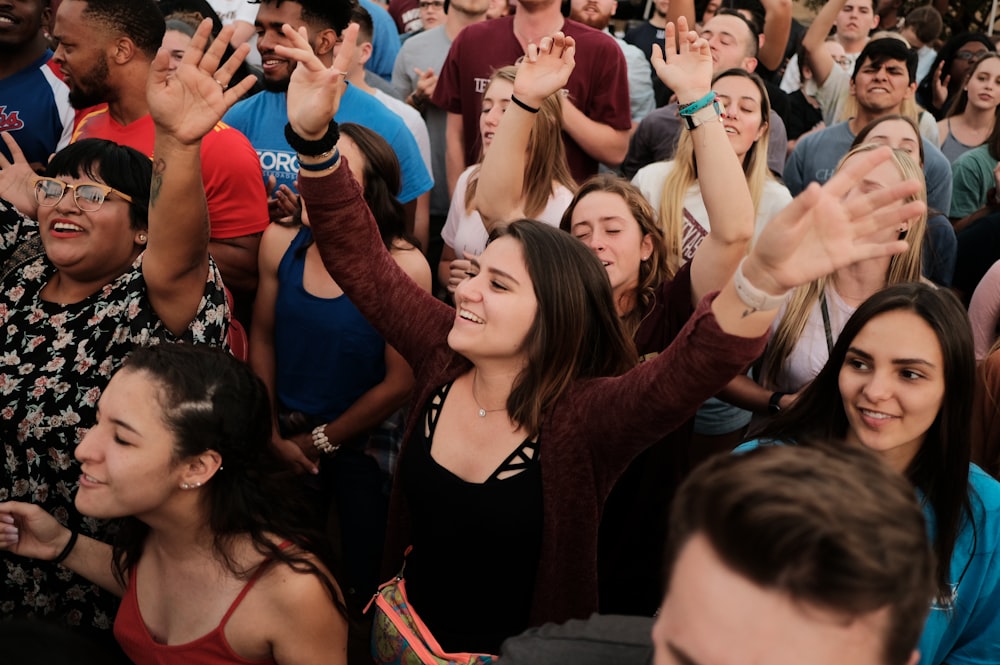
left=733, top=258, right=790, bottom=314
left=311, top=425, right=338, bottom=455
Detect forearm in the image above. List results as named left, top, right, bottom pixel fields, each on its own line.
left=685, top=102, right=754, bottom=300
left=667, top=0, right=695, bottom=27
left=758, top=0, right=793, bottom=72
left=318, top=370, right=413, bottom=447
left=801, top=0, right=842, bottom=86
left=148, top=136, right=211, bottom=272
left=475, top=101, right=534, bottom=228
left=560, top=98, right=629, bottom=167
left=717, top=374, right=775, bottom=413
left=59, top=531, right=123, bottom=596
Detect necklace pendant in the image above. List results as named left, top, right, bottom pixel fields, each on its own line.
left=478, top=408, right=487, bottom=417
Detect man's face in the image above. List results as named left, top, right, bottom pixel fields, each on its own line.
left=652, top=535, right=894, bottom=665
left=569, top=0, right=616, bottom=31
left=836, top=1, right=878, bottom=47
left=653, top=0, right=669, bottom=18
left=699, top=14, right=755, bottom=73
left=255, top=0, right=318, bottom=91
left=0, top=0, right=49, bottom=51
left=51, top=0, right=115, bottom=109
left=851, top=56, right=914, bottom=114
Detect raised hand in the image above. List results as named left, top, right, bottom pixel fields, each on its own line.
left=147, top=18, right=257, bottom=145
left=650, top=17, right=713, bottom=104
left=513, top=32, right=576, bottom=107
left=0, top=132, right=38, bottom=216
left=0, top=501, right=70, bottom=562
left=744, top=146, right=924, bottom=295
left=277, top=23, right=360, bottom=140
left=413, top=67, right=438, bottom=103
left=932, top=61, right=950, bottom=111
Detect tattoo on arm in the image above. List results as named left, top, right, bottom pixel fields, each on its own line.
left=150, top=158, right=166, bottom=206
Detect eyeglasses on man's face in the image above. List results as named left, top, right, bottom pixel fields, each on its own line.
left=33, top=177, right=134, bottom=213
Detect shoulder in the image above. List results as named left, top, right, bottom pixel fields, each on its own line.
left=632, top=160, right=674, bottom=185
left=390, top=244, right=433, bottom=291
left=953, top=145, right=996, bottom=174
left=260, top=224, right=300, bottom=267
left=968, top=465, right=1000, bottom=513
left=920, top=139, right=950, bottom=172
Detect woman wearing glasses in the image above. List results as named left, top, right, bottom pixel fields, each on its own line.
left=0, top=21, right=250, bottom=645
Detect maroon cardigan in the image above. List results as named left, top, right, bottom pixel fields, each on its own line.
left=300, top=166, right=767, bottom=626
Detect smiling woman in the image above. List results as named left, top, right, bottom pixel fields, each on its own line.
left=0, top=19, right=246, bottom=642
left=743, top=283, right=1000, bottom=665
left=277, top=20, right=930, bottom=658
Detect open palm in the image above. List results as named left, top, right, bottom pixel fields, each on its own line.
left=279, top=23, right=360, bottom=139
left=650, top=17, right=713, bottom=102
left=147, top=19, right=256, bottom=145
left=512, top=32, right=576, bottom=103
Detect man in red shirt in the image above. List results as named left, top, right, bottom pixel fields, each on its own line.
left=53, top=0, right=269, bottom=322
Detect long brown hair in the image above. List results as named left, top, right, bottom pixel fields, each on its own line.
left=490, top=220, right=637, bottom=435
left=465, top=66, right=576, bottom=219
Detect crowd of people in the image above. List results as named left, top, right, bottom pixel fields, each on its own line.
left=0, top=0, right=998, bottom=664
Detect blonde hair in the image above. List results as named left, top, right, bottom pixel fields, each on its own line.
left=465, top=66, right=576, bottom=219
left=657, top=69, right=772, bottom=277
left=760, top=144, right=928, bottom=387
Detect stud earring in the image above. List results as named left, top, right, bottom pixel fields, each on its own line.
left=137, top=234, right=147, bottom=244
left=180, top=481, right=203, bottom=490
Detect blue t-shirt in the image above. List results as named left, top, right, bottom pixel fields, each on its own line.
left=222, top=86, right=432, bottom=203
left=0, top=51, right=74, bottom=165
left=784, top=121, right=953, bottom=217
left=737, top=440, right=1000, bottom=665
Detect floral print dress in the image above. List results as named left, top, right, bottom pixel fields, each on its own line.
left=0, top=199, right=229, bottom=636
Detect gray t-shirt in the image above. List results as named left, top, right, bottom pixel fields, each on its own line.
left=392, top=26, right=452, bottom=217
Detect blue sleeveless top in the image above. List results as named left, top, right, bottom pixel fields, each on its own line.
left=275, top=226, right=386, bottom=420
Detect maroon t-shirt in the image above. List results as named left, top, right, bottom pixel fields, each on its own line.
left=431, top=16, right=631, bottom=182
left=389, top=0, right=422, bottom=34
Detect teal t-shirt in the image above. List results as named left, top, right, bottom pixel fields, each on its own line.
left=736, top=440, right=1000, bottom=664
left=950, top=145, right=997, bottom=219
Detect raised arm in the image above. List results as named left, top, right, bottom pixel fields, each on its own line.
left=582, top=146, right=924, bottom=459
left=0, top=501, right=122, bottom=596
left=651, top=19, right=755, bottom=304
left=475, top=33, right=576, bottom=229
left=800, top=0, right=842, bottom=87
left=277, top=23, right=453, bottom=372
left=757, top=0, right=793, bottom=72
left=0, top=132, right=38, bottom=218
left=142, top=20, right=256, bottom=336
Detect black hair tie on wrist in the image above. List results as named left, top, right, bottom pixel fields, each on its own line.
left=52, top=530, right=79, bottom=566
left=510, top=94, right=540, bottom=114
left=284, top=120, right=341, bottom=156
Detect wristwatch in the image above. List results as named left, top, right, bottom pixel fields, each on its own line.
left=682, top=100, right=722, bottom=130
left=768, top=391, right=787, bottom=415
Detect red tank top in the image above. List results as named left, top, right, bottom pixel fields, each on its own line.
left=113, top=558, right=279, bottom=665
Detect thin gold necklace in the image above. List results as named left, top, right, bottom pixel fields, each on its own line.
left=471, top=369, right=506, bottom=418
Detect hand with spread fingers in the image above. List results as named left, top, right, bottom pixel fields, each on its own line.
left=650, top=17, right=713, bottom=105
left=744, top=146, right=925, bottom=296
left=147, top=18, right=258, bottom=145
left=0, top=132, right=37, bottom=217
left=276, top=22, right=360, bottom=140
left=512, top=32, right=576, bottom=109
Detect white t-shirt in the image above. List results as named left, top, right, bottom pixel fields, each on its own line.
left=207, top=1, right=259, bottom=67
left=441, top=166, right=575, bottom=256
left=770, top=285, right=856, bottom=393
left=631, top=159, right=793, bottom=260
left=373, top=89, right=433, bottom=177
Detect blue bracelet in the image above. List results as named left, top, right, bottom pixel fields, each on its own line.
left=298, top=147, right=341, bottom=172
left=679, top=91, right=717, bottom=116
